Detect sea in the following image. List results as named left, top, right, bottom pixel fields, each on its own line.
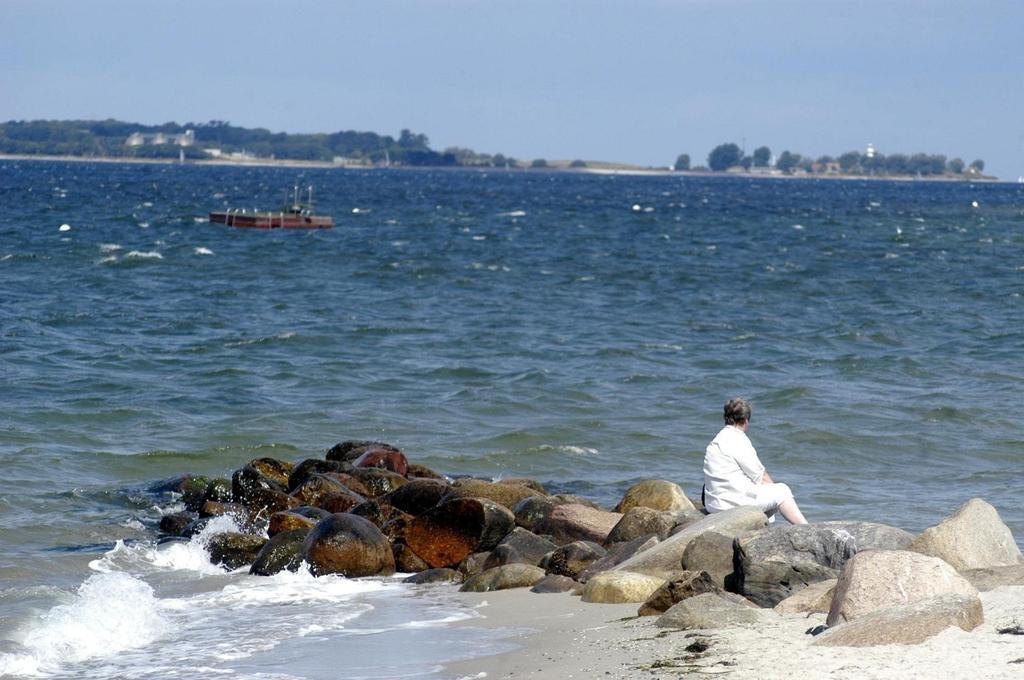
left=1, top=160, right=1022, bottom=678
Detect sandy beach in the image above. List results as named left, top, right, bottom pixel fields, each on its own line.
left=445, top=587, right=1024, bottom=679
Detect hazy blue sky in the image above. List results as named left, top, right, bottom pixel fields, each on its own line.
left=3, top=0, right=1022, bottom=178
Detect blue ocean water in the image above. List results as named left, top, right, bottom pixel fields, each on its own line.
left=1, top=160, right=1021, bottom=677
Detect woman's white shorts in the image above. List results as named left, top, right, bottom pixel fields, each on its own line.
left=752, top=482, right=794, bottom=513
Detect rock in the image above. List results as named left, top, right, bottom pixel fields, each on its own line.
left=287, top=459, right=351, bottom=492
left=734, top=521, right=915, bottom=607
left=681, top=531, right=736, bottom=590
left=638, top=571, right=722, bottom=616
left=605, top=507, right=678, bottom=544
left=200, top=501, right=248, bottom=519
left=158, top=512, right=194, bottom=536
left=540, top=541, right=607, bottom=579
left=613, top=506, right=768, bottom=579
left=581, top=571, right=667, bottom=604
left=207, top=533, right=268, bottom=570
left=406, top=463, right=446, bottom=480
left=326, top=440, right=402, bottom=463
left=246, top=457, right=294, bottom=488
left=383, top=478, right=451, bottom=516
left=268, top=510, right=319, bottom=537
left=353, top=448, right=409, bottom=477
left=531, top=574, right=579, bottom=593
left=655, top=592, right=766, bottom=629
left=249, top=529, right=309, bottom=576
left=532, top=504, right=623, bottom=545
left=961, top=564, right=1024, bottom=591
left=484, top=529, right=558, bottom=569
left=460, top=564, right=547, bottom=592
left=232, top=465, right=297, bottom=514
left=302, top=514, right=396, bottom=577
left=201, top=478, right=233, bottom=507
left=348, top=468, right=408, bottom=498
left=149, top=473, right=210, bottom=497
left=317, top=493, right=366, bottom=514
left=616, top=480, right=696, bottom=514
left=497, top=478, right=547, bottom=494
left=814, top=594, right=984, bottom=647
left=350, top=499, right=412, bottom=531
left=404, top=498, right=515, bottom=568
left=773, top=578, right=837, bottom=614
left=443, top=479, right=543, bottom=511
left=404, top=568, right=464, bottom=585
left=579, top=536, right=660, bottom=582
left=318, top=472, right=372, bottom=497
left=289, top=474, right=364, bottom=508
left=826, top=549, right=978, bottom=627
left=457, top=551, right=492, bottom=577
left=393, top=542, right=431, bottom=573
left=512, top=496, right=558, bottom=532
left=551, top=494, right=603, bottom=509
left=908, top=498, right=1023, bottom=571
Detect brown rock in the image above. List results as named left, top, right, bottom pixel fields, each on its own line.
left=605, top=507, right=678, bottom=544
left=207, top=532, right=268, bottom=570
left=532, top=503, right=623, bottom=545
left=908, top=498, right=1023, bottom=571
left=354, top=448, right=409, bottom=477
left=383, top=478, right=451, bottom=516
left=200, top=500, right=248, bottom=519
left=246, top=457, right=294, bottom=488
left=268, top=510, right=318, bottom=537
left=326, top=440, right=402, bottom=463
left=406, top=463, right=446, bottom=480
left=404, top=497, right=515, bottom=568
left=443, top=479, right=543, bottom=511
left=540, top=541, right=607, bottom=579
left=393, top=542, right=431, bottom=573
left=290, top=474, right=364, bottom=508
left=319, top=472, right=371, bottom=497
left=302, top=514, right=396, bottom=577
left=680, top=531, right=736, bottom=590
left=773, top=578, right=837, bottom=614
left=638, top=571, right=722, bottom=616
left=348, top=468, right=408, bottom=498
left=249, top=529, right=309, bottom=576
left=287, top=459, right=351, bottom=492
left=826, top=550, right=978, bottom=627
left=815, top=594, right=984, bottom=647
left=616, top=479, right=696, bottom=514
left=318, top=492, right=365, bottom=514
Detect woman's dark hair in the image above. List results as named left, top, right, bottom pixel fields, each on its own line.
left=723, top=398, right=752, bottom=425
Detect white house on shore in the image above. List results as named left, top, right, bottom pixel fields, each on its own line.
left=126, top=129, right=195, bottom=147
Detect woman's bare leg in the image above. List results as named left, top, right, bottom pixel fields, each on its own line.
left=779, top=498, right=808, bottom=524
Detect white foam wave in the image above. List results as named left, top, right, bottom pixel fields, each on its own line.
left=91, top=514, right=243, bottom=576
left=194, top=247, right=214, bottom=256
left=97, top=256, right=118, bottom=265
left=0, top=573, right=168, bottom=676
left=99, top=243, right=121, bottom=253
left=125, top=250, right=163, bottom=260
left=498, top=210, right=526, bottom=217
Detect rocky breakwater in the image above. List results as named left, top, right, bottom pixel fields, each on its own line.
left=154, top=445, right=1023, bottom=654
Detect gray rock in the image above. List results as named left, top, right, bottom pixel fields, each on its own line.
left=681, top=531, right=736, bottom=590
left=493, top=527, right=558, bottom=566
left=460, top=563, right=547, bottom=592
left=404, top=568, right=464, bottom=585
left=605, top=507, right=677, bottom=544
left=961, top=564, right=1024, bottom=591
left=612, top=506, right=768, bottom=580
left=458, top=551, right=492, bottom=577
left=735, top=521, right=914, bottom=607
left=532, top=503, right=623, bottom=545
left=578, top=536, right=659, bottom=582
left=814, top=593, right=984, bottom=647
left=530, top=574, right=579, bottom=593
left=773, top=578, right=837, bottom=614
left=826, top=549, right=978, bottom=627
left=540, top=541, right=607, bottom=579
left=908, top=498, right=1023, bottom=571
left=207, top=532, right=268, bottom=570
left=638, top=571, right=722, bottom=616
left=616, top=479, right=696, bottom=514
left=512, top=495, right=558, bottom=532
left=655, top=592, right=767, bottom=629
left=249, top=529, right=309, bottom=576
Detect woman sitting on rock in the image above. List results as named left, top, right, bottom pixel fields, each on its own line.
left=703, top=398, right=808, bottom=524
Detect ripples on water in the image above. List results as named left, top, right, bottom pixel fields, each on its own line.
left=0, top=161, right=1022, bottom=676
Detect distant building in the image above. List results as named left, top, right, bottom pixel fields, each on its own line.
left=125, top=129, right=195, bottom=147
left=865, top=143, right=876, bottom=159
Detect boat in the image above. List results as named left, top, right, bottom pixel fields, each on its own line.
left=209, top=186, right=334, bottom=229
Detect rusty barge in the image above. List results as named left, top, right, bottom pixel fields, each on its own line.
left=209, top=186, right=334, bottom=229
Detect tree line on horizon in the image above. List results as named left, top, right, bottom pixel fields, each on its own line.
left=675, top=143, right=985, bottom=177
left=0, top=119, right=523, bottom=168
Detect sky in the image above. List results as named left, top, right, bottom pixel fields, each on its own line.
left=2, top=0, right=1022, bottom=178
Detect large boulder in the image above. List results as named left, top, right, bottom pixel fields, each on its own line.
left=530, top=574, right=579, bottom=593
left=826, top=549, right=978, bottom=627
left=579, top=536, right=659, bottom=582
left=302, top=514, right=396, bottom=577
left=655, top=593, right=766, bottom=629
left=460, top=564, right=547, bottom=592
left=232, top=465, right=298, bottom=514
left=353, top=447, right=410, bottom=477
left=512, top=495, right=558, bottom=532
left=484, top=528, right=557, bottom=569
left=404, top=497, right=515, bottom=568
left=532, top=504, right=623, bottom=545
left=290, top=474, right=365, bottom=508
left=207, top=533, right=268, bottom=570
left=773, top=578, right=837, bottom=614
left=404, top=568, right=464, bottom=585
left=249, top=529, right=309, bottom=576
left=961, top=564, right=1024, bottom=591
left=613, top=506, right=768, bottom=579
left=581, top=571, right=666, bottom=604
left=540, top=541, right=607, bottom=579
left=734, top=521, right=914, bottom=607
left=616, top=480, right=695, bottom=514
left=326, top=440, right=402, bottom=463
left=348, top=468, right=408, bottom=498
left=681, top=531, right=736, bottom=590
left=442, top=479, right=543, bottom=511
left=605, top=507, right=679, bottom=544
left=908, top=498, right=1023, bottom=571
left=814, top=594, right=984, bottom=647
left=637, top=571, right=722, bottom=616
left=268, top=510, right=319, bottom=537
left=246, top=457, right=294, bottom=488
left=383, top=478, right=451, bottom=516
left=287, top=459, right=350, bottom=492
left=392, top=542, right=431, bottom=573
left=159, top=512, right=194, bottom=537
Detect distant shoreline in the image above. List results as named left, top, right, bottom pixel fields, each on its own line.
left=0, top=153, right=1005, bottom=183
